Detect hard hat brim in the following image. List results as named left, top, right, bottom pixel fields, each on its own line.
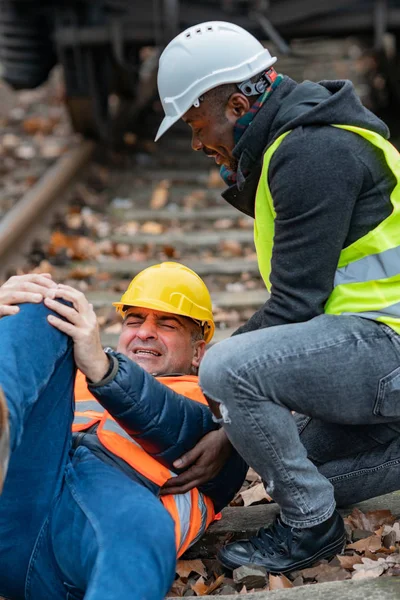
left=155, top=114, right=181, bottom=142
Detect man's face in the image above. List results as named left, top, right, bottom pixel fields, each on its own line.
left=117, top=307, right=206, bottom=376
left=183, top=92, right=250, bottom=170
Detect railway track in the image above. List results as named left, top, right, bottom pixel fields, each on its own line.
left=0, top=122, right=269, bottom=346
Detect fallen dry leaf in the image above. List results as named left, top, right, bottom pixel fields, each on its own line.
left=300, top=563, right=331, bottom=580
left=166, top=579, right=187, bottom=597
left=346, top=508, right=395, bottom=532
left=190, top=576, right=209, bottom=596
left=315, top=566, right=349, bottom=583
left=176, top=559, right=207, bottom=579
left=140, top=221, right=163, bottom=235
left=352, top=557, right=388, bottom=580
left=347, top=535, right=382, bottom=553
left=269, top=574, right=293, bottom=590
left=337, top=553, right=364, bottom=569
left=207, top=168, right=225, bottom=189
left=382, top=522, right=400, bottom=542
left=150, top=179, right=170, bottom=210
left=206, top=574, right=225, bottom=594
left=240, top=482, right=270, bottom=507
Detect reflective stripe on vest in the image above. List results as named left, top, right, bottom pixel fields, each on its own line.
left=72, top=371, right=214, bottom=555
left=254, top=124, right=400, bottom=334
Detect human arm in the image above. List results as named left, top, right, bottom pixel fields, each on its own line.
left=233, top=126, right=365, bottom=335
left=91, top=361, right=248, bottom=510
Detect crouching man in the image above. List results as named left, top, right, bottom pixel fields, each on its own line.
left=0, top=262, right=247, bottom=600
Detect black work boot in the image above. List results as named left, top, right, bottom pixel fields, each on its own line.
left=0, top=387, right=9, bottom=493
left=218, top=510, right=345, bottom=574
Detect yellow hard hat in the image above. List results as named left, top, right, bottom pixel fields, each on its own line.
left=113, top=262, right=215, bottom=343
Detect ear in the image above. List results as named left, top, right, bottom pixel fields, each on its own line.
left=191, top=340, right=206, bottom=370
left=225, top=93, right=251, bottom=122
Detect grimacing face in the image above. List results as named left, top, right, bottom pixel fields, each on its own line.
left=183, top=91, right=251, bottom=170
left=116, top=307, right=206, bottom=376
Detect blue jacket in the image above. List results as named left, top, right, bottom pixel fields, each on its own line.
left=87, top=351, right=248, bottom=513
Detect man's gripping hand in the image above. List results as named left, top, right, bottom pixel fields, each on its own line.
left=0, top=273, right=57, bottom=317
left=160, top=428, right=232, bottom=495
left=44, top=284, right=109, bottom=383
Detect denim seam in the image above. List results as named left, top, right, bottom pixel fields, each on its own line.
left=374, top=365, right=400, bottom=416
left=236, top=332, right=388, bottom=378
left=328, top=457, right=400, bottom=483
left=25, top=516, right=50, bottom=599
left=63, top=458, right=104, bottom=592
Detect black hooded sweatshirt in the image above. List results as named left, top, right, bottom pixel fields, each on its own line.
left=223, top=77, right=396, bottom=335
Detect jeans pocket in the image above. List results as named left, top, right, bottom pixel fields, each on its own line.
left=374, top=365, right=400, bottom=417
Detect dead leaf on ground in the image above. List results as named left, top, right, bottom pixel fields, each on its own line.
left=240, top=482, right=271, bottom=507
left=176, top=559, right=207, bottom=579
left=337, top=553, right=364, bottom=569
left=299, top=562, right=331, bottom=580
left=140, top=221, right=163, bottom=235
left=382, top=522, right=400, bottom=542
left=150, top=179, right=170, bottom=210
left=166, top=579, right=187, bottom=597
left=207, top=168, right=225, bottom=189
left=206, top=574, right=225, bottom=594
left=347, top=534, right=382, bottom=553
left=269, top=574, right=293, bottom=589
left=346, top=508, right=395, bottom=532
left=315, top=566, right=350, bottom=583
left=246, top=468, right=261, bottom=483
left=190, top=576, right=209, bottom=596
left=352, top=557, right=388, bottom=580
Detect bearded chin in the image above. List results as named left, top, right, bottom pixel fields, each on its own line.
left=227, top=156, right=239, bottom=171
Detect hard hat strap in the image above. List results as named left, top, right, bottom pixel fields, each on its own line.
left=237, top=67, right=278, bottom=97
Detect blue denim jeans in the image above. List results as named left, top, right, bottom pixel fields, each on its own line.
left=200, top=315, right=400, bottom=528
left=0, top=303, right=176, bottom=600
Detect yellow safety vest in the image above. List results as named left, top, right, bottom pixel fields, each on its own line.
left=254, top=124, right=400, bottom=334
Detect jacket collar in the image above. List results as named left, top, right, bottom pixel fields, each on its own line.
left=222, top=77, right=298, bottom=218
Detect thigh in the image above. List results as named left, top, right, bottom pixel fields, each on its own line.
left=26, top=448, right=176, bottom=600
left=201, top=315, right=400, bottom=425
left=296, top=414, right=400, bottom=464
left=0, top=304, right=75, bottom=598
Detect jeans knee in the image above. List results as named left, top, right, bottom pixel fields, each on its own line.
left=199, top=341, right=231, bottom=400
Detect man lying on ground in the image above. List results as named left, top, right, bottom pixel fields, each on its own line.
left=0, top=262, right=247, bottom=600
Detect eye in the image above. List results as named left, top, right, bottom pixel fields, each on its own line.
left=161, top=323, right=176, bottom=330
left=125, top=320, right=141, bottom=327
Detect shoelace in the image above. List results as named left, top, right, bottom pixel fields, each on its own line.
left=250, top=518, right=297, bottom=557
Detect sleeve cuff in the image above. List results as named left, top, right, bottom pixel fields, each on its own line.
left=87, top=353, right=119, bottom=389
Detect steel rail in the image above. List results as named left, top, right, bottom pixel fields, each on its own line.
left=0, top=140, right=95, bottom=262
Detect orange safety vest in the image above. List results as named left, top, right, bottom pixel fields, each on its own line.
left=73, top=370, right=215, bottom=556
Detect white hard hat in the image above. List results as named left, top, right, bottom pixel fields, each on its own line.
left=155, top=21, right=277, bottom=141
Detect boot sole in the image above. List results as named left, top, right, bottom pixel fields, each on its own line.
left=0, top=387, right=10, bottom=493
left=219, top=533, right=347, bottom=574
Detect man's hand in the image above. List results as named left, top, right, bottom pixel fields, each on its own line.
left=0, top=273, right=57, bottom=317
left=160, top=428, right=232, bottom=495
left=44, top=284, right=109, bottom=383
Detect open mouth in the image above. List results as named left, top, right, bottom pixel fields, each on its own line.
left=133, top=349, right=161, bottom=357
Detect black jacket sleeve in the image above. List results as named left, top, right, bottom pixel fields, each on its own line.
left=233, top=125, right=365, bottom=335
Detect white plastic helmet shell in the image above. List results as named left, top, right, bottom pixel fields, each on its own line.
left=155, top=21, right=277, bottom=141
